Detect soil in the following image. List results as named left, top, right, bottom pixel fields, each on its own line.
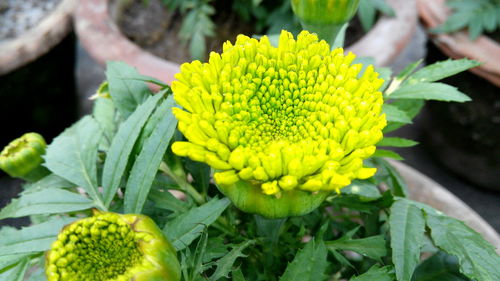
left=116, top=0, right=368, bottom=63
left=0, top=0, right=61, bottom=40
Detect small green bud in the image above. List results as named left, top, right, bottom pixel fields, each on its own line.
left=291, top=0, right=360, bottom=44
left=0, top=132, right=49, bottom=181
left=291, top=0, right=360, bottom=26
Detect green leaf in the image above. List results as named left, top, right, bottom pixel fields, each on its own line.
left=0, top=257, right=29, bottom=281
left=406, top=59, right=480, bottom=84
left=388, top=83, right=471, bottom=102
left=148, top=188, right=189, bottom=213
left=378, top=137, right=418, bottom=148
left=0, top=217, right=75, bottom=256
left=425, top=211, right=500, bottom=281
left=326, top=228, right=387, bottom=262
left=232, top=268, right=246, bottom=281
left=383, top=104, right=412, bottom=124
left=106, top=61, right=151, bottom=118
left=327, top=235, right=387, bottom=262
left=330, top=249, right=354, bottom=269
left=44, top=116, right=104, bottom=209
left=93, top=97, right=117, bottom=149
left=358, top=0, right=376, bottom=31
left=0, top=253, right=32, bottom=273
left=25, top=174, right=75, bottom=190
left=119, top=74, right=169, bottom=88
left=0, top=188, right=94, bottom=219
left=412, top=252, right=468, bottom=281
left=350, top=265, right=395, bottom=281
left=204, top=237, right=231, bottom=263
left=396, top=59, right=423, bottom=81
left=187, top=231, right=209, bottom=281
left=163, top=197, right=231, bottom=251
left=371, top=0, right=395, bottom=16
left=383, top=100, right=425, bottom=133
left=124, top=96, right=178, bottom=213
left=390, top=199, right=426, bottom=281
left=102, top=93, right=164, bottom=206
left=372, top=149, right=404, bottom=160
left=210, top=240, right=256, bottom=281
left=374, top=158, right=409, bottom=197
left=342, top=180, right=381, bottom=202
left=280, top=239, right=328, bottom=281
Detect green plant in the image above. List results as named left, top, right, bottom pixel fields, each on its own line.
left=1, top=28, right=499, bottom=280
left=433, top=0, right=500, bottom=40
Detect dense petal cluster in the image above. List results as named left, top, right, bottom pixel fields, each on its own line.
left=46, top=212, right=180, bottom=281
left=172, top=30, right=386, bottom=196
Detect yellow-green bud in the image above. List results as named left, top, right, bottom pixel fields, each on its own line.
left=46, top=212, right=181, bottom=281
left=0, top=132, right=49, bottom=181
left=291, top=0, right=360, bottom=26
left=291, top=0, right=360, bottom=44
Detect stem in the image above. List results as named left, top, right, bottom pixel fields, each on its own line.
left=159, top=162, right=205, bottom=205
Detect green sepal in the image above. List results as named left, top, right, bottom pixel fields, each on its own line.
left=216, top=180, right=330, bottom=219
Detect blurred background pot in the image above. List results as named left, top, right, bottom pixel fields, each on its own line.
left=417, top=0, right=500, bottom=190
left=0, top=0, right=78, bottom=151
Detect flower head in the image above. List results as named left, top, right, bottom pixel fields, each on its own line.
left=0, top=132, right=48, bottom=181
left=45, top=212, right=180, bottom=281
left=171, top=30, right=386, bottom=217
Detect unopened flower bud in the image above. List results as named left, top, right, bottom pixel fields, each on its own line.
left=0, top=132, right=49, bottom=181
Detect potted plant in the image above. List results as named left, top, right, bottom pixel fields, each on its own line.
left=417, top=0, right=500, bottom=190
left=0, top=1, right=500, bottom=281
left=1, top=2, right=499, bottom=280
left=74, top=0, right=421, bottom=85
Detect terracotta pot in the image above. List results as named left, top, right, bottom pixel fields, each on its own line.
left=392, top=160, right=500, bottom=253
left=0, top=0, right=76, bottom=75
left=74, top=0, right=418, bottom=85
left=417, top=0, right=500, bottom=87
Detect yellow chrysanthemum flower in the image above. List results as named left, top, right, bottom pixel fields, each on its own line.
left=171, top=30, right=386, bottom=218
left=45, top=212, right=180, bottom=281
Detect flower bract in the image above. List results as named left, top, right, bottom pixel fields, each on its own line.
left=172, top=30, right=386, bottom=218
left=45, top=212, right=181, bottom=281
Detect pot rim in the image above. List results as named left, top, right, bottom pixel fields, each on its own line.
left=74, top=0, right=416, bottom=84
left=417, top=0, right=500, bottom=87
left=0, top=0, right=76, bottom=75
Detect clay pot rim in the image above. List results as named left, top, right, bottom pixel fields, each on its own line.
left=417, top=0, right=500, bottom=87
left=0, top=0, right=76, bottom=75
left=391, top=160, right=500, bottom=253
left=75, top=0, right=416, bottom=85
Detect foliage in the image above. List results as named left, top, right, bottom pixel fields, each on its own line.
left=0, top=54, right=497, bottom=280
left=433, top=0, right=500, bottom=40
